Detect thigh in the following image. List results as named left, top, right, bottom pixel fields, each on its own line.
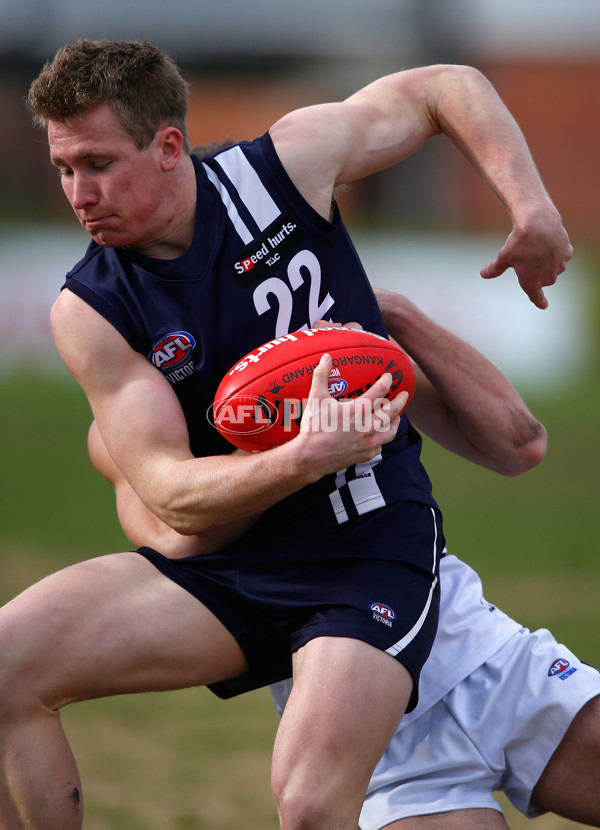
left=0, top=552, right=248, bottom=707
left=532, top=693, right=600, bottom=825
left=273, top=636, right=411, bottom=809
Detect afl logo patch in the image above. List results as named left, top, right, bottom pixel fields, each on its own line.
left=548, top=658, right=570, bottom=677
left=149, top=332, right=196, bottom=370
left=370, top=602, right=396, bottom=621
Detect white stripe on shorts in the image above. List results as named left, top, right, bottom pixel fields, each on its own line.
left=385, top=506, right=439, bottom=657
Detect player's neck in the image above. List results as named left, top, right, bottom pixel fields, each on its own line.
left=131, top=157, right=197, bottom=260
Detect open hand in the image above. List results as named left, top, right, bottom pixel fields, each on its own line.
left=298, top=353, right=408, bottom=476
left=481, top=219, right=573, bottom=309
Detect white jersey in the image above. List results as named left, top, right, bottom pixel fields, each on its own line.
left=269, top=553, right=523, bottom=719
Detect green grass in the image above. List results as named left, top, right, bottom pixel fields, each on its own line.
left=0, top=370, right=129, bottom=572
left=1, top=364, right=599, bottom=829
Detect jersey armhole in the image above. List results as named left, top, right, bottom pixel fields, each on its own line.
left=62, top=280, right=144, bottom=354
left=258, top=132, right=341, bottom=236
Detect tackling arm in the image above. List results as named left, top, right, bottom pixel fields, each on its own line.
left=87, top=290, right=545, bottom=556
left=375, top=288, right=547, bottom=476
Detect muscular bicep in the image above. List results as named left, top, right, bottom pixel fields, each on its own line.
left=270, top=67, right=443, bottom=212
left=51, top=290, right=193, bottom=506
left=334, top=71, right=441, bottom=183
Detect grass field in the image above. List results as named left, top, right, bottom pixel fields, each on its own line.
left=1, top=357, right=599, bottom=829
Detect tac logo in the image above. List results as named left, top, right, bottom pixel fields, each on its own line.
left=149, top=332, right=196, bottom=370
left=548, top=657, right=578, bottom=680
left=370, top=602, right=396, bottom=621
left=328, top=377, right=348, bottom=397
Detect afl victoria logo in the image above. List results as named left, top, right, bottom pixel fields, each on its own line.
left=548, top=658, right=570, bottom=677
left=370, top=602, right=396, bottom=621
left=149, top=332, right=196, bottom=370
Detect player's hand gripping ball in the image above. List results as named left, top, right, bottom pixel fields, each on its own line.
left=211, top=327, right=416, bottom=452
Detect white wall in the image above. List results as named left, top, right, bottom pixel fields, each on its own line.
left=354, top=232, right=591, bottom=392
left=0, top=224, right=590, bottom=393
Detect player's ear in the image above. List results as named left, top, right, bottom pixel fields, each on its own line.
left=158, top=127, right=184, bottom=171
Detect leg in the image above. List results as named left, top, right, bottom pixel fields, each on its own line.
left=0, top=552, right=248, bottom=830
left=531, top=694, right=600, bottom=826
left=271, top=636, right=411, bottom=830
left=378, top=808, right=509, bottom=829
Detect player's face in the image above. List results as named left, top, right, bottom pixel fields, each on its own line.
left=48, top=103, right=170, bottom=251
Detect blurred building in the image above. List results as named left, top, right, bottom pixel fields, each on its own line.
left=0, top=0, right=596, bottom=381
left=0, top=0, right=598, bottom=241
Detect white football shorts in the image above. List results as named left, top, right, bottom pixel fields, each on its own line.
left=359, top=626, right=600, bottom=829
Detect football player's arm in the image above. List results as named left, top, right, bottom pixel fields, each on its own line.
left=87, top=421, right=258, bottom=557
left=51, top=290, right=404, bottom=535
left=271, top=64, right=572, bottom=308
left=375, top=289, right=547, bottom=475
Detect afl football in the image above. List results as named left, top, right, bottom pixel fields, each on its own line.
left=212, top=326, right=415, bottom=452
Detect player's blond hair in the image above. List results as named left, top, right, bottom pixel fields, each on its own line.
left=27, top=39, right=192, bottom=153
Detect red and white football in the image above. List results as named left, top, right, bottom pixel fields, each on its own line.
left=212, top=326, right=415, bottom=452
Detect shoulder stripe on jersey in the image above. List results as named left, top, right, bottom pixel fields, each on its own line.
left=214, top=145, right=281, bottom=232
left=202, top=162, right=253, bottom=244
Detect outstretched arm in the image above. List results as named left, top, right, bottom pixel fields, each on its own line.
left=271, top=64, right=572, bottom=307
left=375, top=288, right=547, bottom=475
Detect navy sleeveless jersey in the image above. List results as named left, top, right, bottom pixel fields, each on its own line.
left=63, top=133, right=439, bottom=531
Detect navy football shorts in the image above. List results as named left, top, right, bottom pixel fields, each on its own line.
left=136, top=500, right=442, bottom=711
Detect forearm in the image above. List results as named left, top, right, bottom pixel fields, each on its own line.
left=429, top=65, right=557, bottom=225
left=336, top=64, right=554, bottom=217
left=427, top=66, right=572, bottom=307
left=377, top=290, right=547, bottom=475
left=89, top=420, right=261, bottom=555
left=139, top=356, right=404, bottom=535
left=116, top=481, right=259, bottom=557
left=147, top=439, right=317, bottom=535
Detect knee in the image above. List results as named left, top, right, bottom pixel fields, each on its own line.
left=272, top=776, right=331, bottom=830
left=272, top=762, right=359, bottom=830
left=0, top=606, right=53, bottom=713
left=0, top=623, right=27, bottom=705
